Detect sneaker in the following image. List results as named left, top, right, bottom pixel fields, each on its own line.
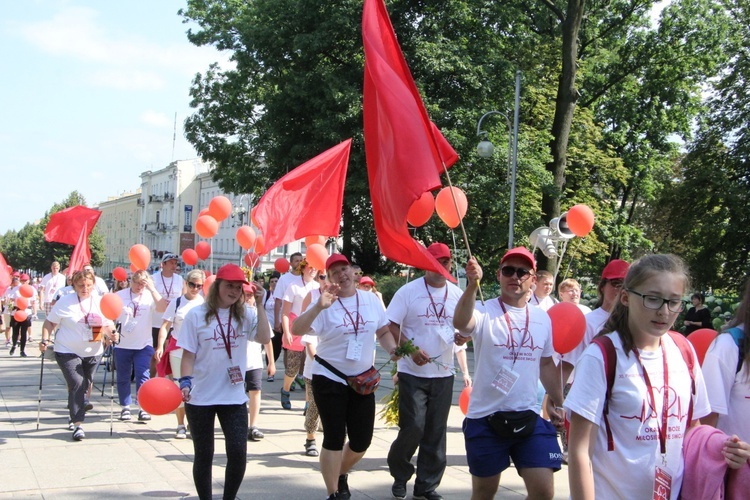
left=138, top=410, right=151, bottom=421
left=84, top=401, right=94, bottom=412
left=325, top=494, right=340, bottom=500
left=72, top=426, right=85, bottom=441
left=27, top=336, right=33, bottom=343
left=175, top=425, right=187, bottom=439
left=267, top=374, right=274, bottom=382
left=304, top=438, right=319, bottom=457
left=289, top=380, right=296, bottom=392
left=9, top=346, right=15, bottom=356
left=20, top=351, right=28, bottom=357
left=68, top=419, right=75, bottom=431
left=119, top=407, right=132, bottom=421
left=413, top=492, right=443, bottom=500
left=248, top=426, right=264, bottom=441
left=391, top=480, right=407, bottom=499
left=4, top=341, right=10, bottom=348
left=295, top=375, right=306, bottom=388
left=337, top=474, right=351, bottom=500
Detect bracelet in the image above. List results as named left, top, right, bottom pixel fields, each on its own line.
left=178, top=376, right=194, bottom=391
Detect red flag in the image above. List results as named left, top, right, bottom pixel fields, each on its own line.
left=362, top=0, right=459, bottom=281
left=0, top=253, right=11, bottom=296
left=251, top=139, right=352, bottom=252
left=68, top=222, right=91, bottom=276
left=45, top=205, right=101, bottom=245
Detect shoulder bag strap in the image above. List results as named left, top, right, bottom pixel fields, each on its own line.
left=592, top=336, right=617, bottom=451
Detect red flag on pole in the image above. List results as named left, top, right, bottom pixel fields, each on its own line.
left=44, top=205, right=101, bottom=245
left=68, top=222, right=91, bottom=276
left=0, top=253, right=11, bottom=296
left=251, top=139, right=352, bottom=251
left=362, top=0, right=459, bottom=281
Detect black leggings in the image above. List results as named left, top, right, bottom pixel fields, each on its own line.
left=185, top=403, right=248, bottom=500
left=312, top=374, right=375, bottom=452
left=271, top=330, right=283, bottom=363
left=11, top=317, right=31, bottom=352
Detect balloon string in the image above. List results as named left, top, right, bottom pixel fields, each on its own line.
left=440, top=161, right=484, bottom=304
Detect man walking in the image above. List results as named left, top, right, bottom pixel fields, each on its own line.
left=39, top=261, right=66, bottom=318
left=150, top=253, right=183, bottom=376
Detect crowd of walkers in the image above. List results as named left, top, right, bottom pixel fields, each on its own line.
left=6, top=247, right=750, bottom=500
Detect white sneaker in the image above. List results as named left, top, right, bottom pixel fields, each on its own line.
left=175, top=425, right=187, bottom=439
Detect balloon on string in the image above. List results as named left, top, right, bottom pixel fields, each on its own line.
left=435, top=187, right=468, bottom=229
left=244, top=252, right=260, bottom=269
left=13, top=310, right=28, bottom=322
left=195, top=241, right=212, bottom=260
left=459, top=386, right=472, bottom=415
left=195, top=215, right=219, bottom=238
left=198, top=208, right=210, bottom=217
left=112, top=267, right=128, bottom=282
left=306, top=243, right=329, bottom=271
left=304, top=235, right=326, bottom=247
left=236, top=226, right=257, bottom=250
left=19, top=284, right=35, bottom=299
left=208, top=196, right=232, bottom=222
left=182, top=249, right=199, bottom=266
left=203, top=274, right=216, bottom=296
left=407, top=191, right=435, bottom=227
left=687, top=328, right=718, bottom=366
left=566, top=204, right=595, bottom=237
left=548, top=302, right=586, bottom=354
left=137, top=377, right=183, bottom=416
left=274, top=258, right=290, bottom=273
left=15, top=297, right=29, bottom=310
left=129, top=244, right=151, bottom=271
left=100, top=293, right=124, bottom=321
left=254, top=235, right=266, bottom=255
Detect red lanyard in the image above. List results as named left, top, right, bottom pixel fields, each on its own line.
left=424, top=280, right=448, bottom=322
left=78, top=295, right=92, bottom=327
left=498, top=300, right=530, bottom=366
left=161, top=274, right=174, bottom=298
left=214, top=312, right=234, bottom=360
left=633, top=342, right=669, bottom=456
left=129, top=290, right=141, bottom=318
left=337, top=292, right=360, bottom=337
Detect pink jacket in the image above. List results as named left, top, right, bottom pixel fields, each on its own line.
left=681, top=425, right=750, bottom=499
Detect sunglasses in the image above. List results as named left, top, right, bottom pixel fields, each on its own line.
left=318, top=275, right=326, bottom=279
left=354, top=271, right=363, bottom=276
left=500, top=266, right=533, bottom=280
left=187, top=282, right=203, bottom=289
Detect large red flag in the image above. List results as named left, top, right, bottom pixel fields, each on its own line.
left=0, top=253, right=11, bottom=296
left=68, top=222, right=91, bottom=276
left=44, top=205, right=101, bottom=245
left=362, top=0, right=459, bottom=281
left=251, top=139, right=352, bottom=251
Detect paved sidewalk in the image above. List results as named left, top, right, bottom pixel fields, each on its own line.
left=0, top=321, right=570, bottom=499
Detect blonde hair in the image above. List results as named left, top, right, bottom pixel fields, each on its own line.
left=186, top=269, right=205, bottom=283
left=71, top=269, right=95, bottom=287
left=558, top=278, right=581, bottom=294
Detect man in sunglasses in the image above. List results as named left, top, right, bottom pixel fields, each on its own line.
left=150, top=253, right=184, bottom=376
left=453, top=247, right=565, bottom=500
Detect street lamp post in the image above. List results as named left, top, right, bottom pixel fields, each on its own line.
left=475, top=70, right=521, bottom=249
left=232, top=194, right=251, bottom=267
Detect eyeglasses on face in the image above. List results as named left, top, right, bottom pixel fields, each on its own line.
left=318, top=275, right=326, bottom=279
left=499, top=266, right=533, bottom=280
left=187, top=282, right=203, bottom=289
left=627, top=289, right=686, bottom=313
left=354, top=271, right=363, bottom=276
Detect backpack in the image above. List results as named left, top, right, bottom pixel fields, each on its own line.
left=592, top=331, right=696, bottom=452
left=726, top=327, right=745, bottom=374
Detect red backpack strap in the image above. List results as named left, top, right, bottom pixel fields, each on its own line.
left=666, top=331, right=696, bottom=424
left=592, top=336, right=617, bottom=451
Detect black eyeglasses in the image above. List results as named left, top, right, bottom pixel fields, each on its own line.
left=318, top=275, right=326, bottom=279
left=500, top=266, right=533, bottom=280
left=187, top=282, right=203, bottom=289
left=354, top=271, right=363, bottom=276
left=627, top=289, right=686, bottom=313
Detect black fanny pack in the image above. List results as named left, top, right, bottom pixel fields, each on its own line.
left=486, top=410, right=538, bottom=439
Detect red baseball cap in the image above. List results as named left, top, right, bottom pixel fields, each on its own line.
left=20, top=273, right=30, bottom=281
left=501, top=247, right=536, bottom=271
left=325, top=254, right=350, bottom=272
left=601, top=259, right=629, bottom=280
left=427, top=243, right=451, bottom=260
left=11, top=271, right=20, bottom=278
left=359, top=276, right=375, bottom=287
left=242, top=283, right=257, bottom=295
left=215, top=264, right=249, bottom=284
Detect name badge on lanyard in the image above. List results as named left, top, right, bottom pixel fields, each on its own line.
left=215, top=312, right=242, bottom=385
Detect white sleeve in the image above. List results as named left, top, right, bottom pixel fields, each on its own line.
left=563, top=345, right=607, bottom=425
left=162, top=298, right=178, bottom=323
left=176, top=309, right=199, bottom=353
left=702, top=334, right=737, bottom=416
left=385, top=286, right=408, bottom=326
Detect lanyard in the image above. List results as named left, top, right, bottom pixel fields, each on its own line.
left=78, top=295, right=92, bottom=327
left=498, top=300, right=530, bottom=366
left=337, top=292, right=360, bottom=337
left=633, top=342, right=669, bottom=457
left=161, top=274, right=174, bottom=298
left=214, top=312, right=234, bottom=360
left=424, top=279, right=448, bottom=322
left=129, top=290, right=141, bottom=318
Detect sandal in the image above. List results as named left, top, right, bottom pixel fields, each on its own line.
left=280, top=389, right=291, bottom=410
left=304, top=439, right=319, bottom=457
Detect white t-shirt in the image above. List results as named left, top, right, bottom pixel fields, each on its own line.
left=703, top=329, right=749, bottom=440
left=151, top=271, right=184, bottom=327
left=301, top=334, right=318, bottom=379
left=562, top=306, right=610, bottom=367
left=47, top=293, right=113, bottom=357
left=576, top=303, right=593, bottom=315
left=564, top=332, right=710, bottom=500
left=530, top=293, right=556, bottom=311
left=263, top=290, right=275, bottom=324
left=115, top=288, right=156, bottom=350
left=466, top=300, right=554, bottom=418
left=273, top=271, right=297, bottom=302
left=244, top=304, right=273, bottom=371
left=6, top=286, right=37, bottom=315
left=308, top=290, right=389, bottom=385
left=387, top=277, right=463, bottom=378
left=93, top=276, right=109, bottom=297
left=178, top=305, right=261, bottom=405
left=283, top=277, right=320, bottom=316
left=53, top=285, right=75, bottom=302
left=40, top=272, right=66, bottom=304
left=161, top=294, right=205, bottom=359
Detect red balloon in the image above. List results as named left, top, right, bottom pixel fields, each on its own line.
left=195, top=241, right=212, bottom=260
left=435, top=187, right=468, bottom=229
left=306, top=243, right=329, bottom=271
left=208, top=196, right=232, bottom=222
left=199, top=208, right=210, bottom=217
left=236, top=226, right=257, bottom=250
left=407, top=191, right=435, bottom=227
left=129, top=244, right=151, bottom=271
left=304, top=235, right=326, bottom=247
left=202, top=274, right=216, bottom=296
left=100, top=293, right=124, bottom=321
left=137, top=377, right=183, bottom=416
left=112, top=267, right=128, bottom=281
left=15, top=297, right=29, bottom=310
left=274, top=258, right=290, bottom=273
left=459, top=386, right=472, bottom=415
left=244, top=252, right=260, bottom=269
left=182, top=249, right=199, bottom=266
left=687, top=328, right=718, bottom=366
left=548, top=302, right=586, bottom=354
left=254, top=235, right=266, bottom=255
left=13, top=310, right=28, bottom=322
left=195, top=215, right=219, bottom=239
left=19, top=284, right=35, bottom=299
left=566, top=204, right=595, bottom=237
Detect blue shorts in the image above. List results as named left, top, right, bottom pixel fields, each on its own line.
left=463, top=413, right=562, bottom=477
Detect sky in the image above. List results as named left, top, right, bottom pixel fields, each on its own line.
left=0, top=0, right=228, bottom=233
